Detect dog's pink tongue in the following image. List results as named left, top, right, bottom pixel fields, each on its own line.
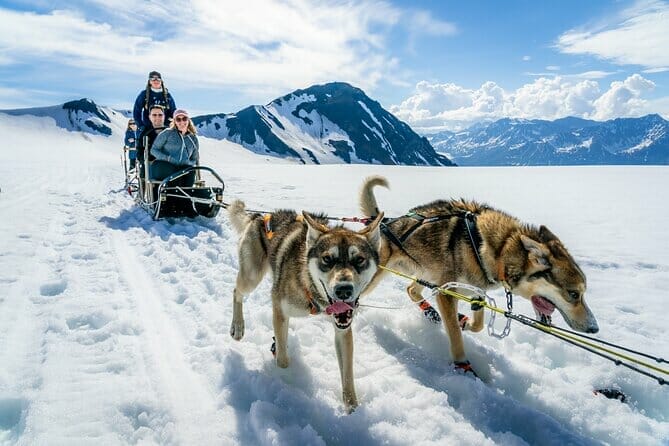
left=531, top=295, right=556, bottom=316
left=326, top=301, right=354, bottom=315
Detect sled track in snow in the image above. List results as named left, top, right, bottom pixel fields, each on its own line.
left=111, top=231, right=227, bottom=445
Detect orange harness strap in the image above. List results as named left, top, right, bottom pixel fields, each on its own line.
left=263, top=214, right=274, bottom=239
left=304, top=286, right=320, bottom=315
left=263, top=213, right=304, bottom=240
left=496, top=260, right=514, bottom=291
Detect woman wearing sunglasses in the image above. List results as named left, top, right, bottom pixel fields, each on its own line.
left=149, top=109, right=199, bottom=187
left=132, top=70, right=176, bottom=132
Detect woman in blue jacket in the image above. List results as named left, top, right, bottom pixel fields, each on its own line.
left=150, top=109, right=199, bottom=187
left=132, top=71, right=176, bottom=131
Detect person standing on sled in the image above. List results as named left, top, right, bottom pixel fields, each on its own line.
left=124, top=119, right=138, bottom=169
left=150, top=109, right=199, bottom=188
left=133, top=71, right=176, bottom=132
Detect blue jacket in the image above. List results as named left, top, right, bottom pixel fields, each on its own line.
left=124, top=129, right=136, bottom=148
left=151, top=128, right=199, bottom=167
left=132, top=88, right=176, bottom=129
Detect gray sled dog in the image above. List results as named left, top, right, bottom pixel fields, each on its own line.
left=359, top=176, right=598, bottom=373
left=227, top=200, right=383, bottom=411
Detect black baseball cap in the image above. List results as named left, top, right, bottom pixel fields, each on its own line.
left=148, top=71, right=162, bottom=79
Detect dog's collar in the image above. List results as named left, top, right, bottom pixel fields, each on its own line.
left=304, top=285, right=321, bottom=315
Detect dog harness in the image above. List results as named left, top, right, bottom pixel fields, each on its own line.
left=375, top=211, right=498, bottom=285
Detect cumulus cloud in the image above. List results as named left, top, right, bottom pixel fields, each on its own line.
left=392, top=74, right=656, bottom=131
left=556, top=0, right=669, bottom=69
left=592, top=73, right=655, bottom=119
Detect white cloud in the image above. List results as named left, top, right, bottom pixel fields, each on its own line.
left=556, top=0, right=669, bottom=69
left=392, top=74, right=657, bottom=131
left=0, top=1, right=439, bottom=96
left=591, top=73, right=655, bottom=120
left=546, top=65, right=560, bottom=71
left=525, top=70, right=615, bottom=79
left=570, top=70, right=616, bottom=79
left=407, top=10, right=457, bottom=36
left=522, top=55, right=531, bottom=61
left=642, top=67, right=669, bottom=73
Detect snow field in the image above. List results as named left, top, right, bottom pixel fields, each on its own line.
left=0, top=112, right=667, bottom=445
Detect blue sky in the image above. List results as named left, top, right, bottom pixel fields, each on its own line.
left=0, top=0, right=667, bottom=130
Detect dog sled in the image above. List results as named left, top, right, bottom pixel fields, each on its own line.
left=125, top=146, right=225, bottom=220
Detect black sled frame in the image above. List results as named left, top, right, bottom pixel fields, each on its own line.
left=137, top=166, right=226, bottom=220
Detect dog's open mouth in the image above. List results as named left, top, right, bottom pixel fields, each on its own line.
left=332, top=309, right=354, bottom=329
left=326, top=301, right=355, bottom=329
left=531, top=295, right=556, bottom=317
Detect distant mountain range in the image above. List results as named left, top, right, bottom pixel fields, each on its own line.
left=2, top=85, right=668, bottom=166
left=428, top=115, right=669, bottom=165
left=192, top=82, right=453, bottom=166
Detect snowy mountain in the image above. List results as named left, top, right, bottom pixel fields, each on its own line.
left=1, top=98, right=129, bottom=137
left=429, top=114, right=669, bottom=166
left=193, top=82, right=455, bottom=166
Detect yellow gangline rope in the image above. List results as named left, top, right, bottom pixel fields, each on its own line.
left=378, top=265, right=669, bottom=376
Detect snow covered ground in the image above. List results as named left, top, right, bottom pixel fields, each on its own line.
left=0, top=112, right=667, bottom=445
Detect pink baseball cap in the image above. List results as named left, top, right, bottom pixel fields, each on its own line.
left=173, top=109, right=189, bottom=119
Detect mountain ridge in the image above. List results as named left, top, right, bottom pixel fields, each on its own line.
left=428, top=114, right=669, bottom=165
left=3, top=89, right=668, bottom=166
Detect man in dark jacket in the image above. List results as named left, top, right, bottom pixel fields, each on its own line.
left=132, top=71, right=176, bottom=132
left=136, top=105, right=166, bottom=179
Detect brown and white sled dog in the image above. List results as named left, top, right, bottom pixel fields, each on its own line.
left=359, top=176, right=598, bottom=373
left=227, top=200, right=383, bottom=411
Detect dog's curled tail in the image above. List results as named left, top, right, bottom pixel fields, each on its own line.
left=227, top=199, right=252, bottom=234
left=359, top=175, right=389, bottom=216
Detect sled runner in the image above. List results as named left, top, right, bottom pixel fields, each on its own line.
left=122, top=147, right=139, bottom=195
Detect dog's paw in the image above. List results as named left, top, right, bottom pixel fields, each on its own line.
left=343, top=393, right=359, bottom=414
left=419, top=300, right=441, bottom=324
left=276, top=354, right=289, bottom=368
left=229, top=319, right=245, bottom=340
left=454, top=360, right=478, bottom=378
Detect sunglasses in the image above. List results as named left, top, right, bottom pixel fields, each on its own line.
left=175, top=116, right=188, bottom=122
left=149, top=77, right=162, bottom=81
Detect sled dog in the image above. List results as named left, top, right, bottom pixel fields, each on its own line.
left=359, top=176, right=598, bottom=373
left=227, top=200, right=383, bottom=411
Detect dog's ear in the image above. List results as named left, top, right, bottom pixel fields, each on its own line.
left=358, top=211, right=384, bottom=251
left=539, top=225, right=558, bottom=243
left=302, top=211, right=329, bottom=245
left=520, top=234, right=551, bottom=270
